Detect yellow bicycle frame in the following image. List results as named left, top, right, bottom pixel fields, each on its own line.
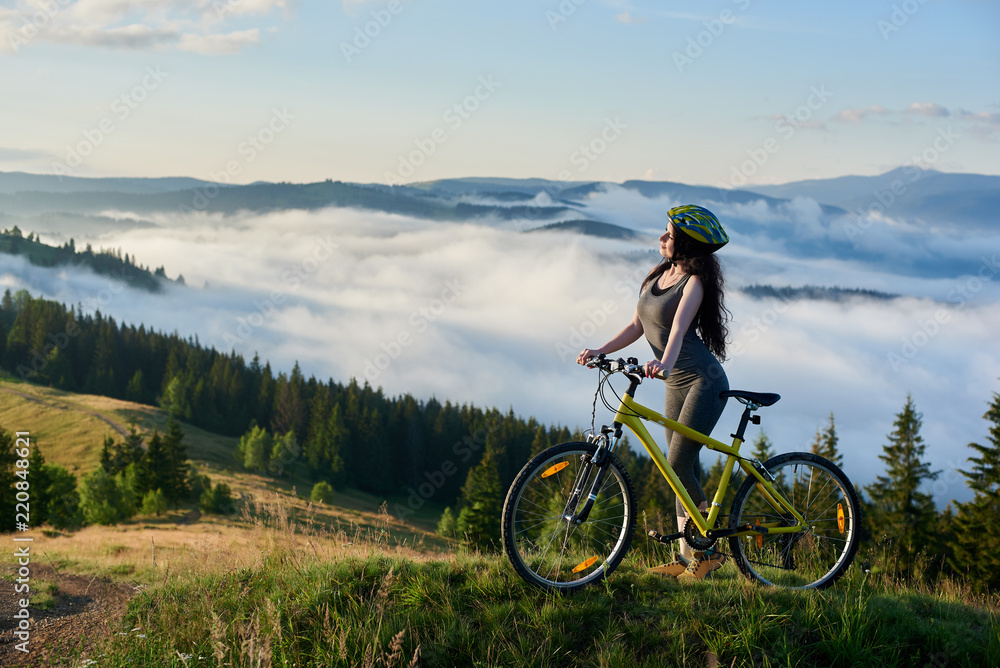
left=612, top=392, right=806, bottom=538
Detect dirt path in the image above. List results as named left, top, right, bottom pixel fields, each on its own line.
left=0, top=386, right=129, bottom=437
left=0, top=563, right=138, bottom=666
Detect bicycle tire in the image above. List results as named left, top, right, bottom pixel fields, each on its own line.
left=727, top=452, right=861, bottom=589
left=501, top=441, right=636, bottom=592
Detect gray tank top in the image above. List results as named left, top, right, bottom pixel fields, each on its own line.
left=636, top=273, right=725, bottom=388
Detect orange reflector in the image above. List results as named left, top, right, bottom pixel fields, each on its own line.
left=572, top=556, right=600, bottom=573
left=755, top=518, right=763, bottom=548
left=837, top=503, right=845, bottom=534
left=541, top=461, right=569, bottom=478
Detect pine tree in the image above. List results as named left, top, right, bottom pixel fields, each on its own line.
left=27, top=445, right=51, bottom=527
left=137, top=431, right=169, bottom=498
left=0, top=428, right=19, bottom=532
left=99, top=435, right=115, bottom=472
left=45, top=466, right=83, bottom=529
left=529, top=425, right=551, bottom=457
left=126, top=370, right=145, bottom=403
left=326, top=405, right=348, bottom=488
left=750, top=431, right=775, bottom=462
left=455, top=448, right=503, bottom=550
left=107, top=427, right=145, bottom=476
left=810, top=413, right=843, bottom=467
left=865, top=395, right=940, bottom=576
left=80, top=467, right=132, bottom=525
left=950, top=390, right=1000, bottom=591
left=161, top=415, right=190, bottom=507
left=437, top=506, right=457, bottom=537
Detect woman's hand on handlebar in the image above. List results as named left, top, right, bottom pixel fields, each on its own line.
left=577, top=349, right=603, bottom=366
left=643, top=359, right=669, bottom=380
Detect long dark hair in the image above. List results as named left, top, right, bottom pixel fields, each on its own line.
left=640, top=231, right=731, bottom=361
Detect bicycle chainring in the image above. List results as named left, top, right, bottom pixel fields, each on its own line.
left=683, top=517, right=717, bottom=551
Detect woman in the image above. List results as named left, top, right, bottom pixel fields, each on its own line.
left=576, top=204, right=731, bottom=581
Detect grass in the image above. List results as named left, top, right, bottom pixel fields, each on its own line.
left=0, top=378, right=125, bottom=474
left=2, top=381, right=997, bottom=666
left=23, top=495, right=995, bottom=668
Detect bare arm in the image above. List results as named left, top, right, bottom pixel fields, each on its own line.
left=576, top=309, right=644, bottom=365
left=643, top=275, right=704, bottom=379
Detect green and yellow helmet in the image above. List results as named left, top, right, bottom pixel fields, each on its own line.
left=667, top=204, right=729, bottom=256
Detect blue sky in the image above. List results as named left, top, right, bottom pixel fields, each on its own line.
left=2, top=0, right=998, bottom=186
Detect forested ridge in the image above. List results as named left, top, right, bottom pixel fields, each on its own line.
left=0, top=225, right=183, bottom=292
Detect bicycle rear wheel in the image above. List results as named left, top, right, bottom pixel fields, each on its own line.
left=728, top=452, right=861, bottom=589
left=501, top=441, right=636, bottom=592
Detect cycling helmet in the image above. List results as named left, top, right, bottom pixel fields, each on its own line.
left=667, top=204, right=729, bottom=257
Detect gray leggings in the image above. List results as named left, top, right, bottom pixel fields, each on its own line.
left=665, top=375, right=729, bottom=516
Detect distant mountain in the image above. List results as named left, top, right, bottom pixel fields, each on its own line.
left=412, top=177, right=592, bottom=197
left=740, top=284, right=899, bottom=302
left=0, top=171, right=223, bottom=195
left=746, top=168, right=1000, bottom=230
left=526, top=219, right=642, bottom=240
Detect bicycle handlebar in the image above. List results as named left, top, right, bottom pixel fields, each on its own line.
left=583, top=354, right=667, bottom=380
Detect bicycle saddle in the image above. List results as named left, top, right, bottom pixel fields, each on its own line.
left=719, top=390, right=781, bottom=406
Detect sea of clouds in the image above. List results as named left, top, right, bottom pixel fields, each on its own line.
left=3, top=186, right=998, bottom=506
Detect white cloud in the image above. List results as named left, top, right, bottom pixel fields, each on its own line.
left=904, top=102, right=950, bottom=118
left=179, top=28, right=259, bottom=53
left=0, top=0, right=282, bottom=55
left=11, top=192, right=998, bottom=509
left=832, top=105, right=890, bottom=123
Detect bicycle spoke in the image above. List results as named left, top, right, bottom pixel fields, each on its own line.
left=729, top=455, right=860, bottom=589
left=503, top=443, right=635, bottom=591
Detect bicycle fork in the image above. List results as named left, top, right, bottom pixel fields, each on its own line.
left=563, top=430, right=617, bottom=525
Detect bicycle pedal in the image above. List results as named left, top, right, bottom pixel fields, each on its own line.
left=647, top=529, right=685, bottom=544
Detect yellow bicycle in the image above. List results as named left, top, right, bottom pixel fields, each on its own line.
left=501, top=355, right=861, bottom=592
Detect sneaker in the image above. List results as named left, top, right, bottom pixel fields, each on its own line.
left=647, top=552, right=690, bottom=578
left=676, top=550, right=726, bottom=582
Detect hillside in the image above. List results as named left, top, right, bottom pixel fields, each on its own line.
left=0, top=227, right=177, bottom=292
left=0, top=365, right=997, bottom=666
left=0, top=376, right=447, bottom=538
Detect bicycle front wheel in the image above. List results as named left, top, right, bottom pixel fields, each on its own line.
left=728, top=452, right=861, bottom=589
left=501, top=441, right=636, bottom=592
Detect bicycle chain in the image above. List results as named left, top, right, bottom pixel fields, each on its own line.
left=652, top=525, right=798, bottom=572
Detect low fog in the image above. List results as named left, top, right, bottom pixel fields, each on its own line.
left=4, top=188, right=998, bottom=507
